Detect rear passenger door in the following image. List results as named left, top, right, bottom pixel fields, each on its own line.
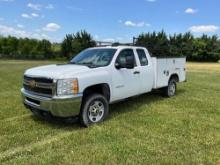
left=135, top=49, right=154, bottom=93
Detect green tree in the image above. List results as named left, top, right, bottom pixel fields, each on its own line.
left=136, top=31, right=169, bottom=57
left=36, top=39, right=53, bottom=59
left=61, top=30, right=96, bottom=59
left=0, top=36, right=3, bottom=56
left=61, top=34, right=74, bottom=58
left=0, top=30, right=219, bottom=62
left=169, top=32, right=194, bottom=57
left=192, top=35, right=220, bottom=62
left=136, top=31, right=219, bottom=62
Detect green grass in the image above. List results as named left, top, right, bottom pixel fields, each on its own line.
left=0, top=60, right=219, bottom=164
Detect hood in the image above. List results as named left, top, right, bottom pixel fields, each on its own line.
left=24, top=64, right=90, bottom=79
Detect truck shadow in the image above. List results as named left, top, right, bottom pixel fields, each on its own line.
left=30, top=89, right=186, bottom=128
left=108, top=89, right=185, bottom=118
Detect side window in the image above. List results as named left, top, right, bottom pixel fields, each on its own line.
left=116, top=49, right=136, bottom=66
left=137, top=49, right=148, bottom=66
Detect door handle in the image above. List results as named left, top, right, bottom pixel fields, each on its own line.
left=133, top=71, right=140, bottom=74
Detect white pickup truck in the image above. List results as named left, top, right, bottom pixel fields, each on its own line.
left=21, top=46, right=186, bottom=126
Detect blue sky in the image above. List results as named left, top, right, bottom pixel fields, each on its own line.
left=0, top=0, right=219, bottom=43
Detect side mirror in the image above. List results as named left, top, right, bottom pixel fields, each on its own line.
left=115, top=62, right=121, bottom=69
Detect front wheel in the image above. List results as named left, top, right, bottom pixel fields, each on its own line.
left=80, top=94, right=109, bottom=127
left=163, top=79, right=177, bottom=97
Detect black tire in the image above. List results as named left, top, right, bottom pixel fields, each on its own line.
left=80, top=94, right=109, bottom=127
left=163, top=78, right=177, bottom=97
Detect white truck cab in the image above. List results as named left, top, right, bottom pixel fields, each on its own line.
left=21, top=46, right=186, bottom=126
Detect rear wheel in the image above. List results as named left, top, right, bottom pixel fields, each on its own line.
left=164, top=78, right=177, bottom=97
left=80, top=94, right=109, bottom=127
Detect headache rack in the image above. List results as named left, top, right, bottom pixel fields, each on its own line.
left=95, top=37, right=138, bottom=47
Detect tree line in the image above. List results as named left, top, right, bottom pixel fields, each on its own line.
left=0, top=36, right=55, bottom=59
left=0, top=30, right=219, bottom=62
left=136, top=31, right=220, bottom=62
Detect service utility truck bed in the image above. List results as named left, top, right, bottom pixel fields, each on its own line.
left=152, top=57, right=186, bottom=89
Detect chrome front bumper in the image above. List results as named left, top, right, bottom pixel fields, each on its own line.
left=21, top=88, right=82, bottom=117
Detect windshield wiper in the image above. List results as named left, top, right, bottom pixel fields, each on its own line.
left=69, top=62, right=97, bottom=68
left=80, top=62, right=93, bottom=65
left=68, top=61, right=76, bottom=64
left=80, top=62, right=98, bottom=68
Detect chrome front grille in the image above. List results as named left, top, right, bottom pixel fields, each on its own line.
left=23, top=75, right=54, bottom=97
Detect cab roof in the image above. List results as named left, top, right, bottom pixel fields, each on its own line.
left=91, top=45, right=146, bottom=49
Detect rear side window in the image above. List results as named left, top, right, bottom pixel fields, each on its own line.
left=137, top=49, right=148, bottom=66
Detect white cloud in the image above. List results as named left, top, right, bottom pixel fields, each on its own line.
left=124, top=21, right=150, bottom=27
left=27, top=3, right=42, bottom=10
left=185, top=8, right=198, bottom=14
left=0, top=25, right=29, bottom=38
left=46, top=4, right=54, bottom=10
left=43, top=23, right=61, bottom=31
left=21, top=13, right=40, bottom=19
left=146, top=0, right=156, bottom=2
left=103, top=38, right=115, bottom=42
left=27, top=3, right=54, bottom=10
left=0, top=0, right=14, bottom=2
left=32, top=33, right=50, bottom=40
left=94, top=35, right=99, bottom=40
left=125, top=21, right=136, bottom=27
left=41, top=34, right=49, bottom=39
left=0, top=24, right=51, bottom=40
left=21, top=13, right=31, bottom=19
left=189, top=25, right=219, bottom=33
left=31, top=13, right=39, bottom=17
left=0, top=25, right=13, bottom=33
left=17, top=24, right=24, bottom=28
left=34, top=29, right=41, bottom=33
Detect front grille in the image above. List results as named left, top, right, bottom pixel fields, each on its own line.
left=23, top=75, right=54, bottom=97
left=24, top=75, right=53, bottom=84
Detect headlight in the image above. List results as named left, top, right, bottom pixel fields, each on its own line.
left=57, top=78, right=79, bottom=96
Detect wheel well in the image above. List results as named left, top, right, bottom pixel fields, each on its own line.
left=82, top=84, right=110, bottom=102
left=169, top=74, right=179, bottom=82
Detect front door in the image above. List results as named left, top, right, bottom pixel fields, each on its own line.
left=112, top=49, right=140, bottom=101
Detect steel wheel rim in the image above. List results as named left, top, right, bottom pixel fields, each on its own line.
left=88, top=100, right=104, bottom=123
left=169, top=82, right=176, bottom=96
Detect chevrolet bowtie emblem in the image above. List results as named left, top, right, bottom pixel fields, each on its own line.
left=29, top=80, right=37, bottom=88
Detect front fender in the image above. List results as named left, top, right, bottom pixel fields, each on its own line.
left=76, top=69, right=112, bottom=97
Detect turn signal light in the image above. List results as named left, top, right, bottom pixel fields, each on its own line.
left=73, top=79, right=79, bottom=94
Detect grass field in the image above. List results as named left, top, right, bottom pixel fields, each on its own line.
left=0, top=60, right=219, bottom=164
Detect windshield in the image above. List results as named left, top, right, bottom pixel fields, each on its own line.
left=70, top=48, right=117, bottom=68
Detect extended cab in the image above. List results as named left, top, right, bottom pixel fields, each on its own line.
left=21, top=46, right=186, bottom=126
